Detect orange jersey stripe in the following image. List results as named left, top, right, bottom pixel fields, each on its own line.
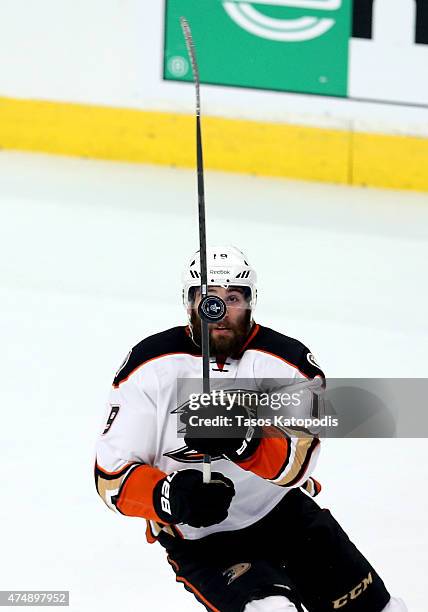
left=95, top=461, right=133, bottom=477
left=248, top=348, right=310, bottom=379
left=313, top=478, right=322, bottom=494
left=113, top=352, right=202, bottom=388
left=167, top=556, right=180, bottom=572
left=236, top=426, right=289, bottom=480
left=238, top=323, right=260, bottom=354
left=167, top=555, right=221, bottom=611
left=175, top=576, right=222, bottom=612
left=115, top=464, right=167, bottom=522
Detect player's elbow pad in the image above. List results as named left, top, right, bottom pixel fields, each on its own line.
left=235, top=429, right=320, bottom=489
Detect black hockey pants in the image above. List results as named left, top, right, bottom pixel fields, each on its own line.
left=158, top=489, right=391, bottom=612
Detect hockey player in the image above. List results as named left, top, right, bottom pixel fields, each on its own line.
left=95, top=246, right=407, bottom=612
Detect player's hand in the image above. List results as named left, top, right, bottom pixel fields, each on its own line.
left=153, top=469, right=235, bottom=528
left=181, top=390, right=261, bottom=461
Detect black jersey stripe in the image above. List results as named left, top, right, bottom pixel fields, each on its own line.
left=94, top=461, right=138, bottom=480
left=113, top=326, right=201, bottom=387
left=245, top=325, right=325, bottom=380
left=112, top=324, right=324, bottom=389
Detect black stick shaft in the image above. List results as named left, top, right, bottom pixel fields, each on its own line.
left=180, top=17, right=212, bottom=481
left=196, top=116, right=210, bottom=393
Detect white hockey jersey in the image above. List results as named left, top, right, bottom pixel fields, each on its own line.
left=95, top=324, right=324, bottom=542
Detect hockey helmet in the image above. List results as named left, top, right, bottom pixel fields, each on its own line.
left=182, top=245, right=257, bottom=310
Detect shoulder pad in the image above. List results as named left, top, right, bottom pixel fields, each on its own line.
left=113, top=326, right=199, bottom=387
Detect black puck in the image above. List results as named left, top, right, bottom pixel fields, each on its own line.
left=198, top=295, right=226, bottom=322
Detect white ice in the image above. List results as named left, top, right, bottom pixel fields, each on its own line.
left=0, top=151, right=427, bottom=611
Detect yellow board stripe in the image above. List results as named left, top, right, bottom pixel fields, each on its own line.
left=1, top=96, right=427, bottom=192
left=353, top=131, right=428, bottom=192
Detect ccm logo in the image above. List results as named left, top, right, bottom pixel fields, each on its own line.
left=332, top=572, right=373, bottom=609
left=160, top=472, right=177, bottom=515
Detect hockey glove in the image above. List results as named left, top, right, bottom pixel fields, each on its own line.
left=153, top=469, right=235, bottom=528
left=181, top=390, right=261, bottom=461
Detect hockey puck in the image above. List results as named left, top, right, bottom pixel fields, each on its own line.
left=198, top=295, right=226, bottom=322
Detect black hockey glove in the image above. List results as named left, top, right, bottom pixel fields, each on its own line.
left=181, top=391, right=261, bottom=462
left=153, top=469, right=235, bottom=528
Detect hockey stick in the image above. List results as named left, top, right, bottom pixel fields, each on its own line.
left=180, top=17, right=212, bottom=484
left=180, top=17, right=209, bottom=391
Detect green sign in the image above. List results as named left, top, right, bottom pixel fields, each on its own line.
left=164, top=0, right=352, bottom=97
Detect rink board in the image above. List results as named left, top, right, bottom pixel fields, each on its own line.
left=0, top=96, right=427, bottom=193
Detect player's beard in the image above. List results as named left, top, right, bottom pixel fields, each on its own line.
left=189, top=309, right=252, bottom=359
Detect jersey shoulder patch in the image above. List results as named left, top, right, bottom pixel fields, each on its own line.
left=245, top=325, right=325, bottom=379
left=113, top=326, right=199, bottom=387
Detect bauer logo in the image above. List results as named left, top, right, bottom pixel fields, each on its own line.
left=164, top=0, right=351, bottom=96
left=222, top=0, right=342, bottom=42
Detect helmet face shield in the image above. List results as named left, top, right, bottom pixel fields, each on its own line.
left=185, top=285, right=255, bottom=312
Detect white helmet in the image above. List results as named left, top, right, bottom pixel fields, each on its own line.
left=182, top=245, right=257, bottom=309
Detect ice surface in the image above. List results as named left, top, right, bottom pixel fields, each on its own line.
left=0, top=152, right=427, bottom=610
